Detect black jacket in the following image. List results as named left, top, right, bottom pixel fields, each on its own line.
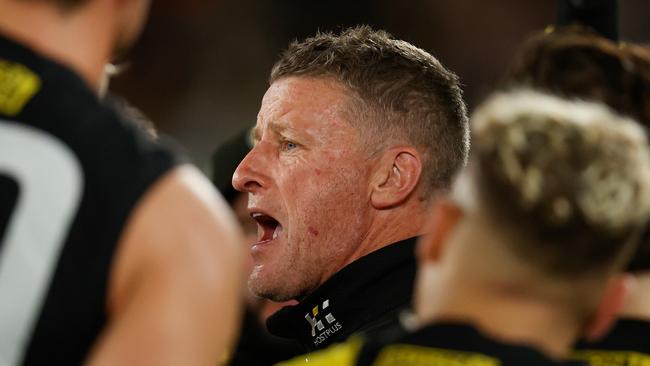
left=573, top=318, right=650, bottom=365
left=266, top=237, right=417, bottom=351
left=276, top=322, right=589, bottom=366
left=0, top=34, right=178, bottom=365
left=356, top=322, right=589, bottom=366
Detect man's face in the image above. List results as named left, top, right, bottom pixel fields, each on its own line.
left=233, top=76, right=374, bottom=301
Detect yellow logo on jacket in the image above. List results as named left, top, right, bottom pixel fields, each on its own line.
left=373, top=345, right=501, bottom=366
left=572, top=350, right=650, bottom=366
left=0, top=59, right=40, bottom=116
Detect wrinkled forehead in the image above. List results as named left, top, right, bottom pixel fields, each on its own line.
left=253, top=77, right=358, bottom=141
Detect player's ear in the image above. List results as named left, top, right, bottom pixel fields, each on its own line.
left=417, top=197, right=464, bottom=264
left=370, top=146, right=422, bottom=209
left=582, top=274, right=632, bottom=342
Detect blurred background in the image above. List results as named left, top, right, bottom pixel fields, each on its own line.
left=109, top=0, right=650, bottom=173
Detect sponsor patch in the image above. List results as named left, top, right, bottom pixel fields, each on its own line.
left=304, top=299, right=343, bottom=347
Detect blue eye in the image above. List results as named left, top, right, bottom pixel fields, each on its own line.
left=283, top=141, right=298, bottom=151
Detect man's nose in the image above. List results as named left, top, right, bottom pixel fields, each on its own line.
left=232, top=144, right=270, bottom=194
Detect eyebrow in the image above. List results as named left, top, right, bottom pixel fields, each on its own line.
left=252, top=121, right=299, bottom=143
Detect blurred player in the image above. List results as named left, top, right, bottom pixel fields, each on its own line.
left=0, top=0, right=243, bottom=365
left=506, top=26, right=650, bottom=362
left=277, top=89, right=650, bottom=365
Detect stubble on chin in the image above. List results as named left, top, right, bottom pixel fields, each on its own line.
left=248, top=265, right=303, bottom=302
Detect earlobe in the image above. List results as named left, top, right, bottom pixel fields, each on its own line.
left=583, top=274, right=633, bottom=342
left=370, top=148, right=423, bottom=209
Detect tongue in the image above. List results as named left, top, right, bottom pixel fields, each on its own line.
left=260, top=223, right=282, bottom=242
left=261, top=224, right=275, bottom=241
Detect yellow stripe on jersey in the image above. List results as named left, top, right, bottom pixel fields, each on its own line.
left=372, top=345, right=501, bottom=366
left=275, top=337, right=362, bottom=366
left=571, top=350, right=650, bottom=366
left=0, top=59, right=41, bottom=116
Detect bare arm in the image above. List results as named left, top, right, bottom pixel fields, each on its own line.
left=85, top=165, right=244, bottom=366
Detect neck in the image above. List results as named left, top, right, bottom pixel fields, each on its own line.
left=0, top=1, right=114, bottom=92
left=416, top=223, right=586, bottom=361
left=340, top=201, right=427, bottom=270
left=419, top=279, right=581, bottom=360
left=621, top=272, right=650, bottom=320
left=314, top=201, right=427, bottom=290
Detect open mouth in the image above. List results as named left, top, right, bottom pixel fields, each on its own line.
left=251, top=212, right=282, bottom=243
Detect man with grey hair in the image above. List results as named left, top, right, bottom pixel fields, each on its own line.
left=278, top=89, right=650, bottom=365
left=232, top=25, right=469, bottom=351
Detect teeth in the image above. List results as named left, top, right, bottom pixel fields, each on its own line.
left=272, top=226, right=279, bottom=240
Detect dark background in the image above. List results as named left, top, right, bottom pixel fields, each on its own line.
left=110, top=0, right=650, bottom=172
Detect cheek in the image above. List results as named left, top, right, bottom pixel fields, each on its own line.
left=279, top=156, right=369, bottom=236
left=308, top=226, right=319, bottom=236
left=303, top=171, right=367, bottom=233
left=280, top=164, right=342, bottom=203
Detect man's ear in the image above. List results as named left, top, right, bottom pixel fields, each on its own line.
left=370, top=147, right=423, bottom=209
left=583, top=274, right=633, bottom=342
left=416, top=198, right=464, bottom=264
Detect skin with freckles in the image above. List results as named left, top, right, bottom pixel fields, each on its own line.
left=233, top=76, right=427, bottom=301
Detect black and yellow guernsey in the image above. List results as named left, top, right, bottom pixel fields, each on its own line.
left=572, top=318, right=650, bottom=366
left=0, top=34, right=178, bottom=365
left=266, top=237, right=417, bottom=352
left=277, top=322, right=589, bottom=366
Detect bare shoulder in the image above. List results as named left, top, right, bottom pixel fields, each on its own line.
left=85, top=164, right=244, bottom=365
left=109, top=164, right=244, bottom=310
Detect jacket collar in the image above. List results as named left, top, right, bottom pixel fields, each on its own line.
left=266, top=237, right=418, bottom=350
